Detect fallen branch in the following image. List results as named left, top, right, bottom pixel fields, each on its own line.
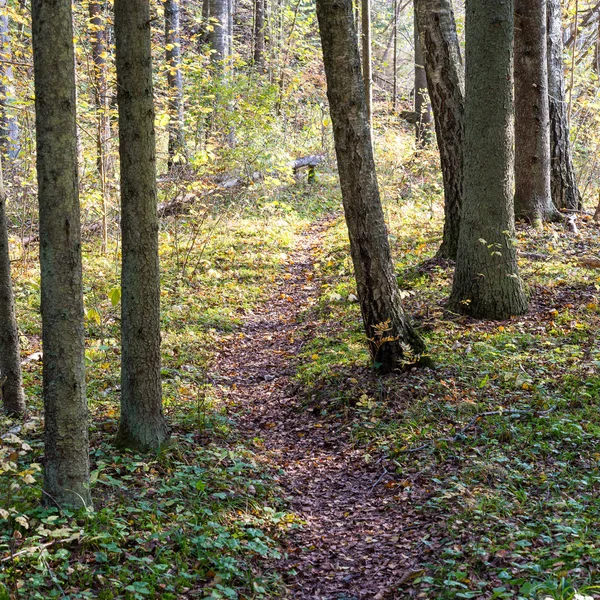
left=577, top=257, right=600, bottom=269
left=399, top=406, right=555, bottom=454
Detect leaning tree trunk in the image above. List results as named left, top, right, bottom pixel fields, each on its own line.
left=415, top=0, right=464, bottom=260
left=114, top=0, right=169, bottom=452
left=316, top=0, right=428, bottom=372
left=165, top=0, right=186, bottom=170
left=448, top=0, right=528, bottom=320
left=0, top=156, right=25, bottom=418
left=208, top=0, right=231, bottom=64
left=0, top=0, right=19, bottom=159
left=514, top=0, right=554, bottom=226
left=547, top=0, right=581, bottom=211
left=32, top=0, right=92, bottom=509
left=361, top=0, right=373, bottom=128
left=413, top=7, right=433, bottom=145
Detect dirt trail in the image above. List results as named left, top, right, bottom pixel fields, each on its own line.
left=215, top=221, right=436, bottom=600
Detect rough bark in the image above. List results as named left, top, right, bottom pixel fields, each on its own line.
left=415, top=0, right=464, bottom=260
left=361, top=0, right=372, bottom=127
left=413, top=7, right=432, bottom=145
left=164, top=0, right=186, bottom=169
left=547, top=0, right=581, bottom=211
left=0, top=0, right=19, bottom=159
left=114, top=0, right=169, bottom=452
left=0, top=156, right=25, bottom=417
left=316, top=0, right=428, bottom=372
left=514, top=0, right=553, bottom=225
left=448, top=0, right=528, bottom=320
left=253, top=0, right=266, bottom=70
left=32, top=0, right=92, bottom=509
left=208, top=0, right=231, bottom=63
left=89, top=0, right=110, bottom=250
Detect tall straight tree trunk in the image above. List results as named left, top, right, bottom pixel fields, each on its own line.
left=415, top=0, right=464, bottom=260
left=448, top=0, right=528, bottom=319
left=32, top=0, right=92, bottom=508
left=253, top=0, right=266, bottom=70
left=547, top=0, right=581, bottom=211
left=413, top=8, right=432, bottom=145
left=0, top=156, right=25, bottom=417
left=114, top=0, right=169, bottom=452
left=89, top=0, right=110, bottom=251
left=361, top=0, right=372, bottom=128
left=164, top=0, right=185, bottom=170
left=514, top=0, right=553, bottom=225
left=0, top=0, right=19, bottom=159
left=316, top=0, right=428, bottom=372
left=208, top=0, right=231, bottom=64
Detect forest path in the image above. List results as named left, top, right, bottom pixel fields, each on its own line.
left=215, top=219, right=435, bottom=600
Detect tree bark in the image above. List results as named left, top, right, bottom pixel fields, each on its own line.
left=253, top=0, right=266, bottom=70
left=547, top=0, right=581, bottom=211
left=164, top=0, right=186, bottom=170
left=514, top=0, right=553, bottom=225
left=32, top=0, right=92, bottom=509
left=448, top=0, right=528, bottom=320
left=208, top=0, right=231, bottom=64
left=0, top=0, right=19, bottom=159
left=114, top=0, right=169, bottom=452
left=0, top=156, right=25, bottom=418
left=413, top=7, right=432, bottom=145
left=414, top=0, right=464, bottom=260
left=316, top=0, right=428, bottom=372
left=361, top=0, right=372, bottom=128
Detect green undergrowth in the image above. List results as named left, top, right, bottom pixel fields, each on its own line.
left=0, top=177, right=339, bottom=599
left=293, top=139, right=600, bottom=598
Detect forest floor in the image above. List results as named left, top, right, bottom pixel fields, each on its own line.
left=215, top=218, right=441, bottom=599
left=3, top=144, right=600, bottom=599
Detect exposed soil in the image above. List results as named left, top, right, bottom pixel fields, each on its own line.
left=215, top=220, right=439, bottom=600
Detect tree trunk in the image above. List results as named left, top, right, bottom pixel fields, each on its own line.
left=164, top=0, right=186, bottom=170
left=114, top=0, right=169, bottom=452
left=0, top=156, right=25, bottom=418
left=316, top=0, right=428, bottom=372
left=414, top=0, right=464, bottom=260
left=514, top=0, right=553, bottom=225
left=413, top=7, right=432, bottom=145
left=253, top=0, right=266, bottom=70
left=89, top=0, right=110, bottom=251
left=361, top=0, right=372, bottom=128
left=448, top=0, right=528, bottom=319
left=32, top=0, right=92, bottom=509
left=0, top=0, right=19, bottom=159
left=208, top=0, right=231, bottom=64
left=547, top=0, right=581, bottom=211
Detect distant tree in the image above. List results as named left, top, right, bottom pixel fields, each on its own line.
left=164, top=0, right=186, bottom=169
left=448, top=0, right=528, bottom=319
left=361, top=0, right=372, bottom=128
left=114, top=0, right=169, bottom=452
left=208, top=0, right=231, bottom=64
left=514, top=0, right=554, bottom=226
left=88, top=0, right=110, bottom=251
left=0, top=0, right=19, bottom=159
left=253, top=0, right=266, bottom=70
left=413, top=8, right=432, bottom=145
left=0, top=156, right=25, bottom=418
left=316, top=0, right=428, bottom=372
left=547, top=0, right=581, bottom=212
left=414, top=0, right=464, bottom=259
left=32, top=0, right=92, bottom=508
